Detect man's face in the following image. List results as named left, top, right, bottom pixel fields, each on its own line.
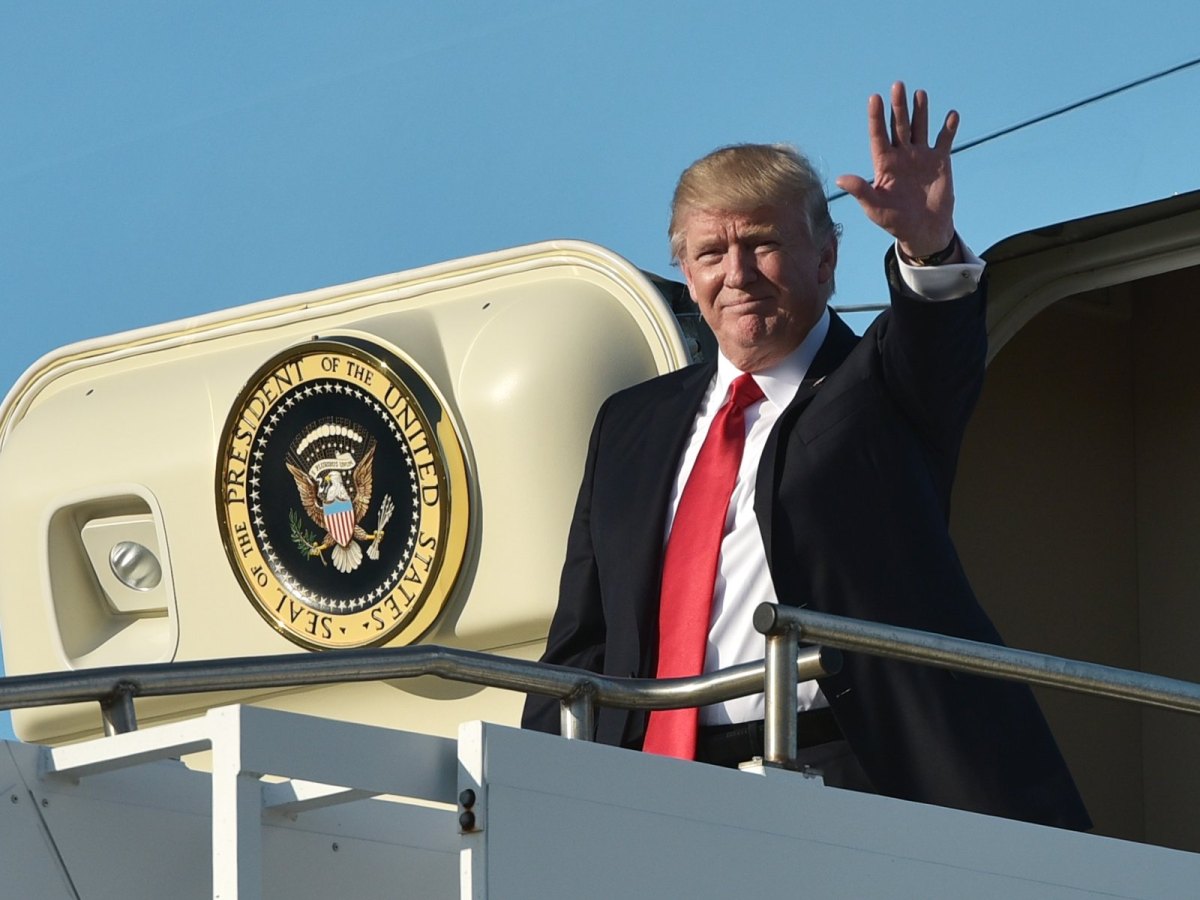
left=678, top=205, right=837, bottom=372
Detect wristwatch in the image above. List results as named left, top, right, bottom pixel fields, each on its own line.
left=904, top=233, right=959, bottom=267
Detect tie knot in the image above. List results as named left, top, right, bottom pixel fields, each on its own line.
left=728, top=373, right=764, bottom=411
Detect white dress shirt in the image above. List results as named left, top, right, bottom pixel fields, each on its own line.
left=664, top=244, right=985, bottom=726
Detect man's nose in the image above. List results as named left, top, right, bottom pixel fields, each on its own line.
left=724, top=246, right=757, bottom=288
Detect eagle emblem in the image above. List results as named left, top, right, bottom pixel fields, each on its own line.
left=285, top=419, right=394, bottom=573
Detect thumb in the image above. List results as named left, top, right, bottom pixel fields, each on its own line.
left=835, top=174, right=875, bottom=204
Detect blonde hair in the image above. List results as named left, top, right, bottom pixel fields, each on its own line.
left=668, top=143, right=839, bottom=263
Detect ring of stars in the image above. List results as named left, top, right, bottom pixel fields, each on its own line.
left=247, top=379, right=426, bottom=614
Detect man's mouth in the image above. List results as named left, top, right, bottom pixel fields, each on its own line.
left=723, top=295, right=772, bottom=311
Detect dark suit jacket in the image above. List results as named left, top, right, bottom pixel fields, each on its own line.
left=523, top=252, right=1090, bottom=831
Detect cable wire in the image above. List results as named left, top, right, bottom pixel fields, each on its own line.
left=827, top=55, right=1200, bottom=203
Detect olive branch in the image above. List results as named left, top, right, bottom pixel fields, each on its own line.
left=289, top=509, right=326, bottom=565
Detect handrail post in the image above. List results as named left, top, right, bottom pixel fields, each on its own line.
left=560, top=685, right=595, bottom=741
left=100, top=683, right=139, bottom=736
left=754, top=604, right=798, bottom=768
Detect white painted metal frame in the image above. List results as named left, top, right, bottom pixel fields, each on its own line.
left=463, top=722, right=1200, bottom=900
left=40, top=705, right=458, bottom=900
left=19, top=708, right=1200, bottom=899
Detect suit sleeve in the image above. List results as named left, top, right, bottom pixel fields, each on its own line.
left=520, top=398, right=611, bottom=735
left=878, top=246, right=988, bottom=500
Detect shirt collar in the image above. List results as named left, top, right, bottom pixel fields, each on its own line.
left=713, top=306, right=830, bottom=409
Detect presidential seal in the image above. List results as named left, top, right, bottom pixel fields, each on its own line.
left=217, top=339, right=470, bottom=650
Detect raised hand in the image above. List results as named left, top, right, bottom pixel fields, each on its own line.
left=835, top=82, right=959, bottom=261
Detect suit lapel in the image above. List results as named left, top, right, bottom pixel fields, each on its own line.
left=754, top=309, right=860, bottom=577
left=793, top=308, right=860, bottom=404
left=612, top=362, right=715, bottom=670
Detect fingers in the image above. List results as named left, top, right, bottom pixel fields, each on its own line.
left=911, top=89, right=929, bottom=146
left=934, top=108, right=960, bottom=153
left=882, top=83, right=948, bottom=149
left=889, top=81, right=910, bottom=145
left=866, top=92, right=888, bottom=156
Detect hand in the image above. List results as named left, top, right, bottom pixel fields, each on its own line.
left=835, top=82, right=959, bottom=260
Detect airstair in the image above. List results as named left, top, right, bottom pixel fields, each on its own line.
left=3, top=607, right=1199, bottom=899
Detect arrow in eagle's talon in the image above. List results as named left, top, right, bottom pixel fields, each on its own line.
left=368, top=495, right=394, bottom=560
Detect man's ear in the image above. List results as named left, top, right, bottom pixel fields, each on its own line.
left=818, top=238, right=838, bottom=286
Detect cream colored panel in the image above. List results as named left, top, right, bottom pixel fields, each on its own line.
left=449, top=279, right=661, bottom=645
left=0, top=242, right=688, bottom=743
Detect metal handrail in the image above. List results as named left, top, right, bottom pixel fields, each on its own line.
left=754, top=604, right=1200, bottom=767
left=0, top=642, right=841, bottom=740
left=8, top=604, right=1200, bottom=770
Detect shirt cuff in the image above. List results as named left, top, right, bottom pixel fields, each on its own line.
left=894, top=239, right=985, bottom=301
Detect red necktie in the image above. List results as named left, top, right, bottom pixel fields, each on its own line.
left=643, top=373, right=764, bottom=759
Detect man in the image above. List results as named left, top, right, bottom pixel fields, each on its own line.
left=522, top=83, right=1090, bottom=830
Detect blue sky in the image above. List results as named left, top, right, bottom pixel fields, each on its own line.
left=3, top=1, right=1200, bottom=741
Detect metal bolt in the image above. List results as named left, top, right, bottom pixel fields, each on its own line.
left=41, top=799, right=48, bottom=808
left=458, top=788, right=476, bottom=809
left=459, top=810, right=476, bottom=831
left=331, top=843, right=339, bottom=852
